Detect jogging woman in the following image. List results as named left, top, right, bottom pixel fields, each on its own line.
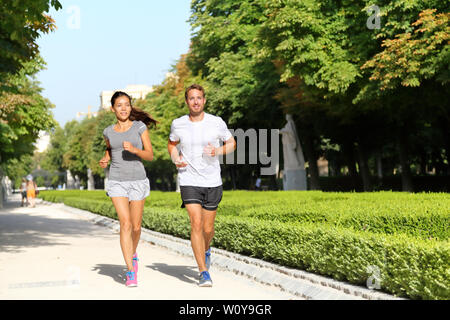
left=99, top=91, right=157, bottom=287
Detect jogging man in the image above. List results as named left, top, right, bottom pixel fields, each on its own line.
left=167, top=84, right=236, bottom=287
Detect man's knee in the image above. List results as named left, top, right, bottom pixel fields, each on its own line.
left=203, top=225, right=215, bottom=236
left=190, top=220, right=203, bottom=234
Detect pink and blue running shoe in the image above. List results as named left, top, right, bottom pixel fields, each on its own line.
left=132, top=253, right=139, bottom=273
left=126, top=270, right=137, bottom=287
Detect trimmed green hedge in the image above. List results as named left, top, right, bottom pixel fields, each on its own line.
left=39, top=190, right=450, bottom=300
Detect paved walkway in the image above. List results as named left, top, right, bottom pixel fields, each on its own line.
left=0, top=194, right=297, bottom=300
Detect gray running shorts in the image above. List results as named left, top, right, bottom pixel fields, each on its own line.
left=106, top=178, right=150, bottom=201
left=180, top=185, right=223, bottom=211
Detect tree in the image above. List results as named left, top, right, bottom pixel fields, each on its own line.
left=62, top=117, right=99, bottom=187
left=187, top=0, right=287, bottom=189
left=0, top=57, right=57, bottom=164
left=0, top=0, right=61, bottom=79
left=256, top=0, right=449, bottom=191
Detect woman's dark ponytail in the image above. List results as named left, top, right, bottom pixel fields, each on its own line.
left=111, top=91, right=158, bottom=128
left=130, top=106, right=158, bottom=128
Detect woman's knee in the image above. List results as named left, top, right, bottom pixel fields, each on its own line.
left=132, top=224, right=141, bottom=234
left=120, top=220, right=132, bottom=233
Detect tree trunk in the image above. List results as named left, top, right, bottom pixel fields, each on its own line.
left=0, top=169, right=3, bottom=209
left=329, top=158, right=341, bottom=176
left=438, top=116, right=450, bottom=175
left=176, top=172, right=180, bottom=192
left=446, top=141, right=450, bottom=175
left=356, top=141, right=372, bottom=191
left=396, top=131, right=414, bottom=192
left=230, top=166, right=237, bottom=190
left=103, top=168, right=109, bottom=191
left=302, top=134, right=320, bottom=190
left=342, top=142, right=359, bottom=190
left=419, top=152, right=427, bottom=175
left=376, top=153, right=383, bottom=179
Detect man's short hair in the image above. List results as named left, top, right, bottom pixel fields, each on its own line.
left=185, top=84, right=205, bottom=100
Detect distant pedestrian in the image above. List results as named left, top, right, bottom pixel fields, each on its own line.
left=20, top=177, right=28, bottom=207
left=255, top=177, right=262, bottom=191
left=99, top=91, right=157, bottom=287
left=26, top=175, right=37, bottom=208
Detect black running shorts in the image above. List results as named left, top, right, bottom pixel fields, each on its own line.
left=180, top=185, right=223, bottom=211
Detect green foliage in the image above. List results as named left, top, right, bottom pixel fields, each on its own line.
left=0, top=57, right=57, bottom=164
left=188, top=0, right=284, bottom=128
left=62, top=117, right=101, bottom=179
left=184, top=0, right=450, bottom=192
left=2, top=153, right=34, bottom=188
left=0, top=0, right=62, bottom=77
left=359, top=9, right=449, bottom=101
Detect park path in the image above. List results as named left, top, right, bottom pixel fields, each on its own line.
left=0, top=193, right=297, bottom=300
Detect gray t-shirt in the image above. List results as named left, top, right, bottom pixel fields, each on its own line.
left=103, top=120, right=148, bottom=181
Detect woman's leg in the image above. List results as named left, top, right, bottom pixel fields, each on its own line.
left=129, top=199, right=145, bottom=255
left=111, top=197, right=134, bottom=271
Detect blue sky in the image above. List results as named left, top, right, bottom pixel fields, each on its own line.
left=37, top=0, right=192, bottom=126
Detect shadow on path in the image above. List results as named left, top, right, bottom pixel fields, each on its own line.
left=91, top=264, right=127, bottom=285
left=0, top=202, right=113, bottom=253
left=146, top=263, right=198, bottom=284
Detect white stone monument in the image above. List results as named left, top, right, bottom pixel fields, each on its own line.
left=280, top=114, right=307, bottom=190
left=74, top=175, right=81, bottom=190
left=66, top=170, right=75, bottom=189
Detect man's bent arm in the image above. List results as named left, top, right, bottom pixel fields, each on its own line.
left=168, top=139, right=180, bottom=162
left=215, top=137, right=236, bottom=156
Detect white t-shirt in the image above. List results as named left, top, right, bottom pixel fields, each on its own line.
left=169, top=112, right=233, bottom=187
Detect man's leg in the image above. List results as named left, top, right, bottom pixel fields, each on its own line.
left=186, top=203, right=208, bottom=272
left=202, top=209, right=217, bottom=251
left=202, top=185, right=222, bottom=251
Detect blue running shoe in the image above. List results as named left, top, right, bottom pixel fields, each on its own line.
left=205, top=248, right=211, bottom=270
left=198, top=271, right=213, bottom=287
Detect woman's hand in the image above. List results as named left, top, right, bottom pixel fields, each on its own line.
left=99, top=155, right=110, bottom=169
left=123, top=141, right=137, bottom=154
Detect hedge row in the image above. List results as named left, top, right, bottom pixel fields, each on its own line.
left=40, top=192, right=450, bottom=300
left=44, top=190, right=450, bottom=240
